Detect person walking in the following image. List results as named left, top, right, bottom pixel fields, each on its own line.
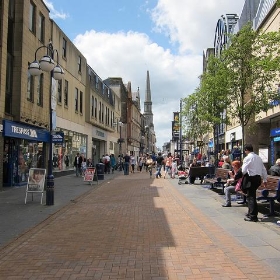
left=130, top=154, right=136, bottom=173
left=163, top=153, right=172, bottom=179
left=138, top=156, right=144, bottom=172
left=110, top=154, right=116, bottom=173
left=123, top=153, right=130, bottom=175
left=242, top=144, right=267, bottom=222
left=74, top=153, right=82, bottom=177
left=155, top=152, right=164, bottom=178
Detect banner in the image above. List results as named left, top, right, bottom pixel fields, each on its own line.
left=172, top=112, right=180, bottom=140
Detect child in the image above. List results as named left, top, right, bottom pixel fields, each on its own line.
left=171, top=159, right=178, bottom=179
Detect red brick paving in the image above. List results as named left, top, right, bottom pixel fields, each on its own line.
left=0, top=172, right=278, bottom=279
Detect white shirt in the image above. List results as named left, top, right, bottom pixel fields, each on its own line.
left=242, top=152, right=267, bottom=182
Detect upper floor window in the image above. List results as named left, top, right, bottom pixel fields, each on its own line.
left=57, top=79, right=62, bottom=103
left=79, top=91, right=83, bottom=113
left=29, top=2, right=36, bottom=33
left=64, top=79, right=68, bottom=106
left=94, top=98, right=97, bottom=118
left=38, top=13, right=45, bottom=43
left=75, top=87, right=78, bottom=111
left=27, top=66, right=34, bottom=102
left=99, top=101, right=101, bottom=121
left=62, top=38, right=67, bottom=58
left=101, top=104, right=104, bottom=123
left=91, top=96, right=94, bottom=117
left=78, top=56, right=82, bottom=72
left=95, top=75, right=99, bottom=89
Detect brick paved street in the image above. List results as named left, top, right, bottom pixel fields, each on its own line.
left=0, top=171, right=279, bottom=279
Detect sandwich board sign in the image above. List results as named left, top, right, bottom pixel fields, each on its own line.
left=83, top=167, right=97, bottom=185
left=25, top=168, right=46, bottom=204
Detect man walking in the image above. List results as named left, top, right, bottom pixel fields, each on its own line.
left=155, top=152, right=164, bottom=178
left=74, top=153, right=82, bottom=177
left=242, top=144, right=267, bottom=222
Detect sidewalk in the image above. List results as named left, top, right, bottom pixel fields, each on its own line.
left=0, top=171, right=279, bottom=279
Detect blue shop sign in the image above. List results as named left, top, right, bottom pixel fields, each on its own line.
left=270, top=127, right=280, bottom=137
left=52, top=131, right=64, bottom=143
left=2, top=120, right=50, bottom=142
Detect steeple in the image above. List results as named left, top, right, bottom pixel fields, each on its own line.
left=144, top=70, right=153, bottom=128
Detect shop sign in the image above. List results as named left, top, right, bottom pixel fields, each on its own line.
left=2, top=120, right=49, bottom=142
left=52, top=131, right=64, bottom=143
left=270, top=127, right=280, bottom=137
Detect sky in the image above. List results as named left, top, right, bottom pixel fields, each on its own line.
left=43, top=0, right=245, bottom=149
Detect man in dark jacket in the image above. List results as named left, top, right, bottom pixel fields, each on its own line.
left=155, top=152, right=164, bottom=178
left=74, top=153, right=82, bottom=176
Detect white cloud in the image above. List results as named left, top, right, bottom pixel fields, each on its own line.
left=46, top=0, right=245, bottom=148
left=151, top=0, right=244, bottom=55
left=44, top=0, right=68, bottom=20
left=74, top=30, right=202, bottom=148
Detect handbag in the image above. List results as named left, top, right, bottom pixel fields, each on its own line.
left=235, top=178, right=243, bottom=192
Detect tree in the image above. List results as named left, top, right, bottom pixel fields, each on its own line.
left=221, top=22, right=280, bottom=148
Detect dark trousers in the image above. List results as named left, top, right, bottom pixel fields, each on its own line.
left=245, top=175, right=261, bottom=219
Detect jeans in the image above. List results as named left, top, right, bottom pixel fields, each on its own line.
left=156, top=164, right=162, bottom=178
left=75, top=166, right=81, bottom=176
left=224, top=185, right=235, bottom=205
left=123, top=162, right=129, bottom=175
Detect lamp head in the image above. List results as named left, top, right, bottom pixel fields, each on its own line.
left=53, top=64, right=64, bottom=80
left=28, top=60, right=42, bottom=76
left=39, top=55, right=55, bottom=72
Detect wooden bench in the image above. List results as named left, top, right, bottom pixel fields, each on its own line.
left=188, top=166, right=215, bottom=184
left=204, top=168, right=230, bottom=193
left=256, top=175, right=280, bottom=216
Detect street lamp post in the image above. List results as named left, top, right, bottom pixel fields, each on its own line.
left=28, top=41, right=64, bottom=206
left=145, top=126, right=149, bottom=153
left=119, top=121, right=123, bottom=171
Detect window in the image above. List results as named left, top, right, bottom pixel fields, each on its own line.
left=79, top=91, right=83, bottom=113
left=57, top=79, right=62, bottom=103
left=75, top=88, right=78, bottom=111
left=78, top=56, right=81, bottom=72
left=62, top=38, right=67, bottom=58
left=37, top=73, right=43, bottom=106
left=95, top=75, right=99, bottom=89
left=38, top=13, right=45, bottom=43
left=94, top=98, right=97, bottom=118
left=27, top=67, right=34, bottom=102
left=29, top=2, right=36, bottom=33
left=64, top=79, right=68, bottom=106
left=101, top=104, right=104, bottom=123
left=99, top=101, right=101, bottom=121
left=91, top=96, right=94, bottom=117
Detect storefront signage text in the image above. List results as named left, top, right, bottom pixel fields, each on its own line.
left=11, top=126, right=38, bottom=138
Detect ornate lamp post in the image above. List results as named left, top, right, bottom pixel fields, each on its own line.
left=145, top=125, right=150, bottom=153
left=28, top=42, right=64, bottom=206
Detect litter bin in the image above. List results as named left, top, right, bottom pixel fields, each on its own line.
left=96, top=163, right=105, bottom=180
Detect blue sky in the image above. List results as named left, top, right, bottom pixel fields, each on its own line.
left=44, top=0, right=245, bottom=148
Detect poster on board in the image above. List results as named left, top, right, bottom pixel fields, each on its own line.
left=83, top=167, right=97, bottom=185
left=25, top=168, right=46, bottom=204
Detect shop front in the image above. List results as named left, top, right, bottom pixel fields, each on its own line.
left=2, top=120, right=49, bottom=187
left=52, top=129, right=88, bottom=172
left=270, top=127, right=280, bottom=165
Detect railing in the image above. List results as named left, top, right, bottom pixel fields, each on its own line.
left=253, top=0, right=276, bottom=30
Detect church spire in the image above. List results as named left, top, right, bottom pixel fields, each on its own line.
left=144, top=70, right=153, bottom=128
